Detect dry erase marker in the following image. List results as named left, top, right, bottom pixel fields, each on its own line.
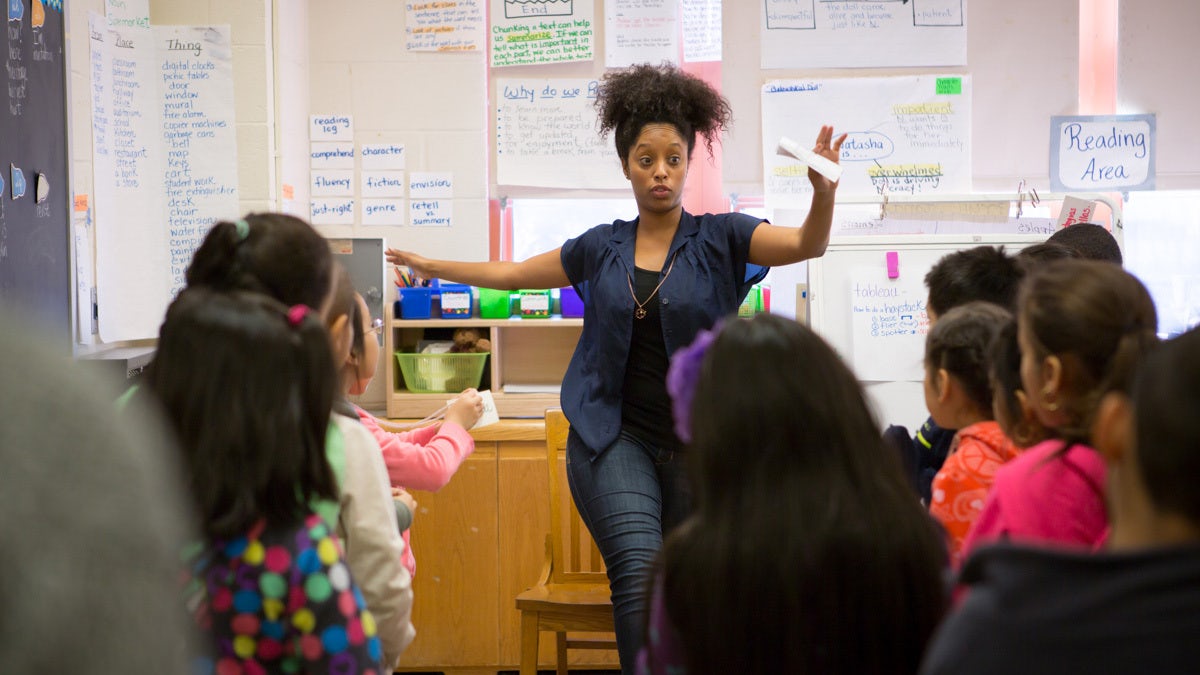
left=777, top=137, right=844, bottom=183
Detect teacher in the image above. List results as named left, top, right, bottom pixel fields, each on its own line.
left=387, top=62, right=844, bottom=672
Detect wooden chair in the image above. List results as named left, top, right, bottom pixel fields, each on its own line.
left=515, top=409, right=618, bottom=675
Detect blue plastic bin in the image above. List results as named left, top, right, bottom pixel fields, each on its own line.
left=398, top=287, right=433, bottom=319
left=438, top=283, right=474, bottom=318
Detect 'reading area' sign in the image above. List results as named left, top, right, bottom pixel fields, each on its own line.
left=1050, top=114, right=1156, bottom=192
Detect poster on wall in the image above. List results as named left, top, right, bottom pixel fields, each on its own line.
left=605, top=0, right=677, bottom=68
left=92, top=13, right=239, bottom=342
left=1049, top=114, right=1156, bottom=192
left=490, top=0, right=594, bottom=67
left=91, top=10, right=167, bottom=343
left=681, top=0, right=721, bottom=62
left=848, top=265, right=930, bottom=382
left=761, top=0, right=967, bottom=69
left=495, top=77, right=625, bottom=189
left=761, top=75, right=972, bottom=209
left=405, top=0, right=485, bottom=52
left=156, top=25, right=239, bottom=297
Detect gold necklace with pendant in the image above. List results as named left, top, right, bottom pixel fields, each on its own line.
left=626, top=251, right=678, bottom=320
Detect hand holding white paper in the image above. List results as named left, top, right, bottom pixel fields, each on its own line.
left=777, top=136, right=844, bottom=183
left=449, top=390, right=499, bottom=430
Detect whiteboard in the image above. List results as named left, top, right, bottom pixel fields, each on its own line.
left=808, top=234, right=1047, bottom=431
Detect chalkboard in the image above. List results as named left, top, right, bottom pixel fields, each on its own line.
left=0, top=0, right=70, bottom=352
left=807, top=234, right=1045, bottom=430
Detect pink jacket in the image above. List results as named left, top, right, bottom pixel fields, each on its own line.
left=355, top=405, right=476, bottom=576
left=961, top=439, right=1109, bottom=561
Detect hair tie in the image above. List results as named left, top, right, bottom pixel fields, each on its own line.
left=665, top=321, right=723, bottom=443
left=233, top=219, right=250, bottom=241
left=287, top=304, right=310, bottom=327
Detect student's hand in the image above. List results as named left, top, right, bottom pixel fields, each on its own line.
left=445, top=388, right=484, bottom=430
left=386, top=248, right=436, bottom=282
left=808, top=125, right=847, bottom=194
left=392, top=487, right=418, bottom=515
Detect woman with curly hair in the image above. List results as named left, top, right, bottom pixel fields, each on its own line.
left=387, top=63, right=844, bottom=671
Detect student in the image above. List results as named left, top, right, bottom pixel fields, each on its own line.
left=343, top=290, right=483, bottom=577
left=921, top=326, right=1200, bottom=675
left=960, top=260, right=1159, bottom=558
left=145, top=288, right=384, bottom=674
left=923, top=302, right=1020, bottom=565
left=886, top=246, right=1025, bottom=504
left=1045, top=221, right=1122, bottom=263
left=639, top=314, right=947, bottom=675
left=186, top=214, right=415, bottom=666
left=1014, top=241, right=1079, bottom=267
left=0, top=309, right=197, bottom=674
left=987, top=318, right=1050, bottom=449
left=984, top=245, right=1078, bottom=451
left=387, top=63, right=845, bottom=670
left=328, top=271, right=419, bottom=535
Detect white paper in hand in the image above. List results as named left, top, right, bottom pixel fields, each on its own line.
left=777, top=136, right=844, bottom=183
left=448, top=389, right=499, bottom=430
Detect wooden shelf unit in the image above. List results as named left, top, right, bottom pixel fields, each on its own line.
left=385, top=315, right=584, bottom=419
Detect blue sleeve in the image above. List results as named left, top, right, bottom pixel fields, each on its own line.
left=560, top=223, right=613, bottom=288
left=726, top=213, right=769, bottom=298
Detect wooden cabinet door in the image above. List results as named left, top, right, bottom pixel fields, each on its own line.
left=398, top=448, right=499, bottom=668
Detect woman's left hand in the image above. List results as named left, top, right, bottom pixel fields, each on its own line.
left=809, top=125, right=848, bottom=193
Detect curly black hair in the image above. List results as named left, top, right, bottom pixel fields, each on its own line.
left=594, top=63, right=732, bottom=161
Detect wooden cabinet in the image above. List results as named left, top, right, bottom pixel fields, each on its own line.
left=384, top=316, right=583, bottom=419
left=393, top=421, right=619, bottom=674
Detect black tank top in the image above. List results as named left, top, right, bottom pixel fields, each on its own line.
left=621, top=266, right=682, bottom=452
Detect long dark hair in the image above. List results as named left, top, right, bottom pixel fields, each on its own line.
left=660, top=314, right=947, bottom=674
left=186, top=212, right=334, bottom=312
left=145, top=288, right=339, bottom=539
left=1129, top=326, right=1200, bottom=524
left=1019, top=259, right=1158, bottom=445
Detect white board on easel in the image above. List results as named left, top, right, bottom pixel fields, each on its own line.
left=807, top=234, right=1048, bottom=430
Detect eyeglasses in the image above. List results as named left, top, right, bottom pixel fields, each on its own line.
left=367, top=317, right=384, bottom=336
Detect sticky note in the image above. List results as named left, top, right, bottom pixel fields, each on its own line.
left=776, top=137, right=844, bottom=183
left=886, top=251, right=900, bottom=279
left=936, top=77, right=962, bottom=95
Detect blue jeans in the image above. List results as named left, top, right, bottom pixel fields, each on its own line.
left=566, top=428, right=692, bottom=675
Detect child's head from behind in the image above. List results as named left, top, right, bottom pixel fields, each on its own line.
left=326, top=262, right=357, bottom=368
left=666, top=313, right=946, bottom=674
left=988, top=317, right=1049, bottom=448
left=1045, top=222, right=1123, bottom=264
left=1018, top=259, right=1158, bottom=444
left=186, top=212, right=335, bottom=316
left=1097, top=326, right=1200, bottom=532
left=923, top=302, right=1011, bottom=430
left=345, top=291, right=381, bottom=396
left=925, top=245, right=1023, bottom=321
left=686, top=314, right=889, bottom=507
left=146, top=288, right=338, bottom=540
